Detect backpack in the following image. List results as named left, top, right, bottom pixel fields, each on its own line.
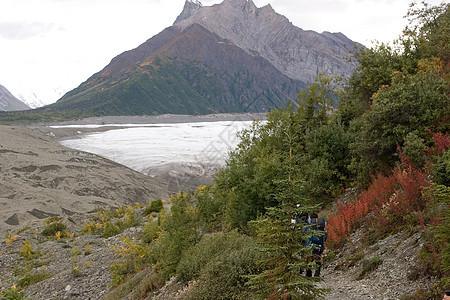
left=308, top=217, right=327, bottom=255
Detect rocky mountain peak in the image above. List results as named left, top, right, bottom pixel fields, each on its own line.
left=173, top=0, right=360, bottom=84
left=174, top=0, right=203, bottom=24
left=38, top=0, right=361, bottom=120
left=223, top=0, right=254, bottom=7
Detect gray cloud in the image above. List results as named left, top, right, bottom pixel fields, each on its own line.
left=0, top=21, right=58, bottom=40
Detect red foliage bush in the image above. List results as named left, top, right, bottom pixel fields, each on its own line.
left=426, top=129, right=450, bottom=155
left=326, top=129, right=448, bottom=243
left=327, top=174, right=399, bottom=243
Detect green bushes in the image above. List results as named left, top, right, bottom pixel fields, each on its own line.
left=177, top=231, right=261, bottom=300
left=17, top=271, right=53, bottom=288
left=144, top=199, right=164, bottom=215
left=150, top=192, right=200, bottom=279
left=41, top=217, right=67, bottom=237
left=0, top=284, right=28, bottom=300
left=82, top=205, right=140, bottom=238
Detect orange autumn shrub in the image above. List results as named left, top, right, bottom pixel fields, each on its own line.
left=327, top=130, right=449, bottom=243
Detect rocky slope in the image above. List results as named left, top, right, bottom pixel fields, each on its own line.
left=0, top=206, right=435, bottom=299
left=0, top=84, right=30, bottom=111
left=318, top=228, right=437, bottom=299
left=0, top=125, right=169, bottom=234
left=174, top=0, right=360, bottom=84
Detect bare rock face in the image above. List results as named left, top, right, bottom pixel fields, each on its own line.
left=174, top=0, right=360, bottom=84
left=0, top=84, right=30, bottom=111
left=174, top=0, right=203, bottom=24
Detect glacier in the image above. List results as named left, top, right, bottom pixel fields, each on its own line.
left=57, top=120, right=255, bottom=189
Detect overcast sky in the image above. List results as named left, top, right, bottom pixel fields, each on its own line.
left=0, top=0, right=445, bottom=106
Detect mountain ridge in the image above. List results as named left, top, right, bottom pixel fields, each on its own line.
left=0, top=84, right=30, bottom=112
left=0, top=0, right=361, bottom=123
left=173, top=0, right=360, bottom=83
left=51, top=22, right=306, bottom=115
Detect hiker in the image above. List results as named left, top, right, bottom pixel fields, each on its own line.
left=443, top=290, right=450, bottom=300
left=305, top=212, right=327, bottom=277
left=291, top=205, right=309, bottom=232
left=292, top=206, right=309, bottom=275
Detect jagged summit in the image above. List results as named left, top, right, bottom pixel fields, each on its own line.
left=174, top=0, right=203, bottom=24
left=224, top=0, right=253, bottom=6
left=173, top=0, right=360, bottom=84
left=25, top=0, right=360, bottom=120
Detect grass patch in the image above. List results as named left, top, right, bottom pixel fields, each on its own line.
left=104, top=268, right=164, bottom=300
left=17, top=270, right=53, bottom=288
left=16, top=226, right=32, bottom=235
left=357, top=256, right=383, bottom=280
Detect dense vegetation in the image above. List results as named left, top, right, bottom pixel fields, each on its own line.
left=0, top=57, right=304, bottom=124
left=2, top=2, right=448, bottom=299
left=100, top=3, right=450, bottom=299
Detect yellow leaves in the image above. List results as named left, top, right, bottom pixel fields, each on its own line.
left=21, top=240, right=33, bottom=259
left=55, top=231, right=61, bottom=240
left=417, top=57, right=444, bottom=72
left=65, top=229, right=74, bottom=239
left=114, top=235, right=145, bottom=259
left=169, top=194, right=175, bottom=203
left=5, top=233, right=18, bottom=244
left=196, top=185, right=207, bottom=193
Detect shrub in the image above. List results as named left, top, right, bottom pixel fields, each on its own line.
left=71, top=266, right=82, bottom=277
left=176, top=231, right=257, bottom=283
left=432, top=149, right=450, bottom=186
left=327, top=141, right=434, bottom=244
left=179, top=232, right=262, bottom=300
left=104, top=268, right=164, bottom=300
left=72, top=247, right=82, bottom=257
left=327, top=173, right=398, bottom=243
left=83, top=205, right=141, bottom=238
left=111, top=236, right=148, bottom=287
left=0, top=283, right=28, bottom=300
left=102, top=221, right=122, bottom=238
left=41, top=218, right=67, bottom=238
left=84, top=243, right=93, bottom=256
left=20, top=240, right=34, bottom=259
left=141, top=220, right=161, bottom=244
left=144, top=200, right=164, bottom=215
left=150, top=192, right=200, bottom=279
left=357, top=256, right=382, bottom=280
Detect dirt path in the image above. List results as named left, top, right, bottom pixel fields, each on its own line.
left=317, top=230, right=438, bottom=300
